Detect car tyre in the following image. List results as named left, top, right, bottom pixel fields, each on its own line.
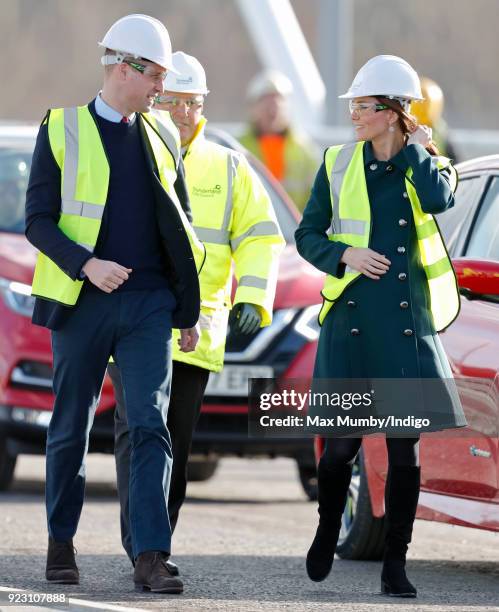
left=297, top=462, right=318, bottom=501
left=187, top=459, right=219, bottom=482
left=0, top=438, right=17, bottom=491
left=335, top=450, right=385, bottom=560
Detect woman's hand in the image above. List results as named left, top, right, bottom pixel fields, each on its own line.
left=407, top=124, right=433, bottom=148
left=341, top=247, right=391, bottom=280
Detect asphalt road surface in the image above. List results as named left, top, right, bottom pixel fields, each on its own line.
left=1, top=455, right=498, bottom=611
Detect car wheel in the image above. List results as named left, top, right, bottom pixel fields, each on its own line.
left=0, top=438, right=17, bottom=491
left=336, top=450, right=385, bottom=560
left=297, top=463, right=318, bottom=501
left=187, top=459, right=219, bottom=482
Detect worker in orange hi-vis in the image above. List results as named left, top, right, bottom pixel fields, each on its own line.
left=238, top=69, right=319, bottom=214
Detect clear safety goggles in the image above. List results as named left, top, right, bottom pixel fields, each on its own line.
left=155, top=95, right=204, bottom=110
left=348, top=101, right=389, bottom=116
left=123, top=60, right=168, bottom=84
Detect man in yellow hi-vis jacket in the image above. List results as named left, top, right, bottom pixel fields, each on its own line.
left=108, top=51, right=285, bottom=576
left=25, top=16, right=203, bottom=594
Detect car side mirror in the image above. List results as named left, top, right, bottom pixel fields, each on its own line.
left=452, top=258, right=499, bottom=303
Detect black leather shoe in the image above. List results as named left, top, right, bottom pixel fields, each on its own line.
left=46, top=537, right=79, bottom=584
left=166, top=559, right=179, bottom=576
left=381, top=560, right=417, bottom=597
left=134, top=551, right=183, bottom=594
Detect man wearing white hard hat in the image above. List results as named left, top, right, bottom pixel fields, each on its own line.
left=109, top=51, right=285, bottom=575
left=25, top=15, right=205, bottom=593
left=295, top=55, right=465, bottom=598
left=239, top=69, right=318, bottom=213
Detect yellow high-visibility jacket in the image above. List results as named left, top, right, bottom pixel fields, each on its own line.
left=172, top=116, right=285, bottom=371
left=31, top=106, right=205, bottom=323
left=319, top=141, right=459, bottom=331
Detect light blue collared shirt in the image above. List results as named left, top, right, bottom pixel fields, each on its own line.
left=95, top=93, right=136, bottom=124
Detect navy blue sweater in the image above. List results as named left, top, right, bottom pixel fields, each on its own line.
left=89, top=112, right=167, bottom=291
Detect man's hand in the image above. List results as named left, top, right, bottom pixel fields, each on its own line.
left=81, top=258, right=132, bottom=293
left=341, top=247, right=391, bottom=280
left=178, top=325, right=199, bottom=352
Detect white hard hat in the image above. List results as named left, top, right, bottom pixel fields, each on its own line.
left=163, top=52, right=209, bottom=95
left=339, top=55, right=423, bottom=102
left=99, top=14, right=178, bottom=73
left=247, top=69, right=293, bottom=101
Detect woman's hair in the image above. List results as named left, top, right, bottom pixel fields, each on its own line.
left=376, top=96, right=439, bottom=156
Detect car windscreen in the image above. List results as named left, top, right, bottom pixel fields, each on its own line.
left=437, top=174, right=486, bottom=256
left=205, top=129, right=298, bottom=244
left=0, top=147, right=32, bottom=234
left=249, top=165, right=297, bottom=244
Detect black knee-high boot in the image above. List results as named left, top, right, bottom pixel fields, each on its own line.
left=306, top=462, right=352, bottom=582
left=381, top=465, right=420, bottom=597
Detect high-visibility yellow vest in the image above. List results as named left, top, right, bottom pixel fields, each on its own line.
left=320, top=141, right=459, bottom=331
left=238, top=127, right=318, bottom=213
left=31, top=105, right=205, bottom=305
left=171, top=117, right=285, bottom=372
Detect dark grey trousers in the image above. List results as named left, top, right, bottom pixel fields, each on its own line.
left=110, top=360, right=209, bottom=561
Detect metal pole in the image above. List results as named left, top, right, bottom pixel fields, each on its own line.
left=317, top=0, right=354, bottom=126
left=236, top=0, right=326, bottom=130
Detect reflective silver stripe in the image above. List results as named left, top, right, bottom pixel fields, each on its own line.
left=63, top=107, right=79, bottom=203
left=345, top=265, right=356, bottom=274
left=222, top=154, right=239, bottom=231
left=329, top=143, right=365, bottom=236
left=153, top=119, right=180, bottom=168
left=238, top=275, right=267, bottom=290
left=77, top=242, right=94, bottom=252
left=198, top=311, right=213, bottom=330
left=61, top=199, right=104, bottom=220
left=193, top=226, right=230, bottom=245
left=191, top=154, right=240, bottom=246
left=230, top=221, right=280, bottom=251
left=340, top=219, right=366, bottom=235
left=61, top=109, right=102, bottom=235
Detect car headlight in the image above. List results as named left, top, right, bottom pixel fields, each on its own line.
left=11, top=407, right=52, bottom=427
left=0, top=277, right=35, bottom=318
left=294, top=304, right=321, bottom=341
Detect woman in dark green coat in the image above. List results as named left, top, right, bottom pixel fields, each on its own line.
left=295, top=55, right=466, bottom=599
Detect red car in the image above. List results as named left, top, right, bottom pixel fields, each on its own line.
left=2, top=122, right=498, bottom=530
left=316, top=154, right=499, bottom=559
left=0, top=124, right=321, bottom=495
left=0, top=127, right=117, bottom=491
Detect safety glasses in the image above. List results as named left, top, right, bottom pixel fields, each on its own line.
left=123, top=60, right=167, bottom=84
left=349, top=101, right=389, bottom=116
left=155, top=95, right=204, bottom=110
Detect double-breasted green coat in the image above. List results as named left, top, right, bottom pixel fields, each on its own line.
left=295, top=142, right=467, bottom=433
